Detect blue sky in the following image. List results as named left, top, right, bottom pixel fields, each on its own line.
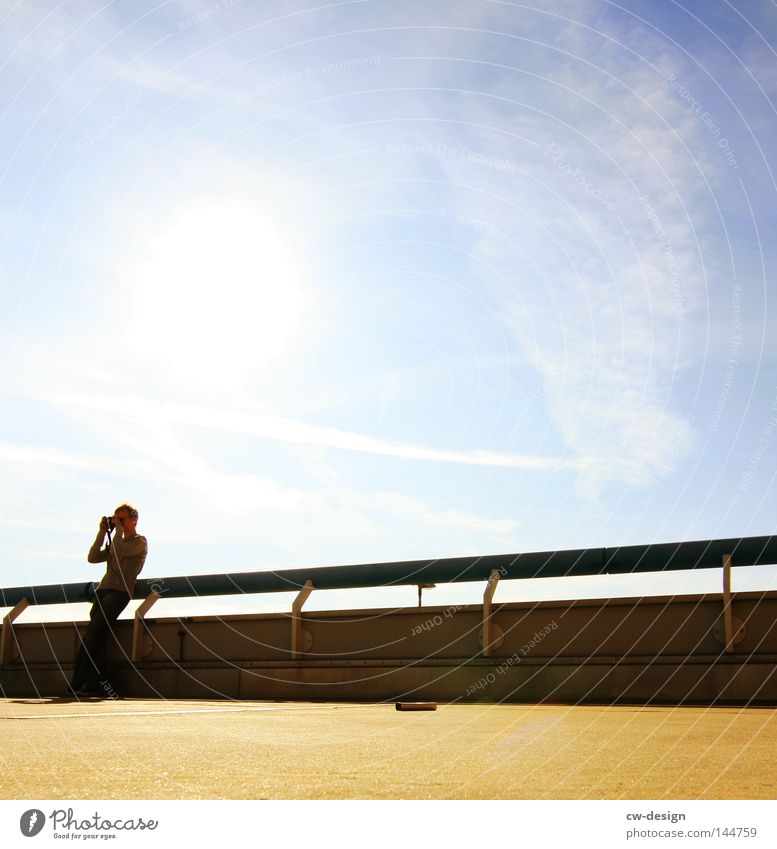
left=1, top=0, right=777, bottom=622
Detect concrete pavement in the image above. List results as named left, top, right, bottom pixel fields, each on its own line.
left=1, top=699, right=774, bottom=799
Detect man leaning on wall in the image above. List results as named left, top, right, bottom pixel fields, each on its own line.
left=65, top=503, right=148, bottom=699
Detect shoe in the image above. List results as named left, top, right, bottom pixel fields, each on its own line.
left=74, top=687, right=104, bottom=699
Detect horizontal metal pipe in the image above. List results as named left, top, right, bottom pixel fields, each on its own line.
left=1, top=535, right=775, bottom=608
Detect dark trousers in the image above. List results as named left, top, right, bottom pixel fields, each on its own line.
left=71, top=589, right=130, bottom=691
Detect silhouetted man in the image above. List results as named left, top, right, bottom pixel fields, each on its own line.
left=66, top=504, right=148, bottom=698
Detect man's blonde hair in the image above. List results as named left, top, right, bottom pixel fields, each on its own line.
left=114, top=503, right=139, bottom=520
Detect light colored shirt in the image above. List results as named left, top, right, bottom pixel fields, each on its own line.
left=88, top=527, right=148, bottom=596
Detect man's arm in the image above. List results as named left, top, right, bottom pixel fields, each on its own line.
left=87, top=520, right=109, bottom=564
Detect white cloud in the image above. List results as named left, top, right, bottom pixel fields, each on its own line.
left=419, top=26, right=710, bottom=498
left=2, top=388, right=528, bottom=557
left=53, top=390, right=587, bottom=472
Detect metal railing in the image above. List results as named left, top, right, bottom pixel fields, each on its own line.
left=2, top=535, right=775, bottom=665
left=2, top=534, right=775, bottom=608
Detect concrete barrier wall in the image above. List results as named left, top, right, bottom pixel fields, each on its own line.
left=2, top=592, right=776, bottom=703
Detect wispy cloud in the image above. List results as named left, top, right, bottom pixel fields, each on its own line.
left=55, top=391, right=588, bottom=472
left=401, top=14, right=710, bottom=498
left=1, top=391, right=527, bottom=554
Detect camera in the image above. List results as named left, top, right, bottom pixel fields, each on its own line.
left=103, top=515, right=115, bottom=530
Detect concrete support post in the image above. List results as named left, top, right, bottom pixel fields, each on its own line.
left=417, top=583, right=436, bottom=607
left=723, top=553, right=734, bottom=653
left=1, top=597, right=28, bottom=666
left=482, top=570, right=500, bottom=657
left=291, top=580, right=314, bottom=659
left=132, top=591, right=160, bottom=662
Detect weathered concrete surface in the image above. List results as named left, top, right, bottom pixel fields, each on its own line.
left=6, top=593, right=777, bottom=704
left=1, top=699, right=774, bottom=800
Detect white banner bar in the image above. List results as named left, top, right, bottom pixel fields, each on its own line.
left=1, top=800, right=775, bottom=848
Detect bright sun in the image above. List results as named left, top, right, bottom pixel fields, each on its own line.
left=128, top=203, right=304, bottom=384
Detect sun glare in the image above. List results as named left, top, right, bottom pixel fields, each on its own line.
left=128, top=203, right=304, bottom=384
